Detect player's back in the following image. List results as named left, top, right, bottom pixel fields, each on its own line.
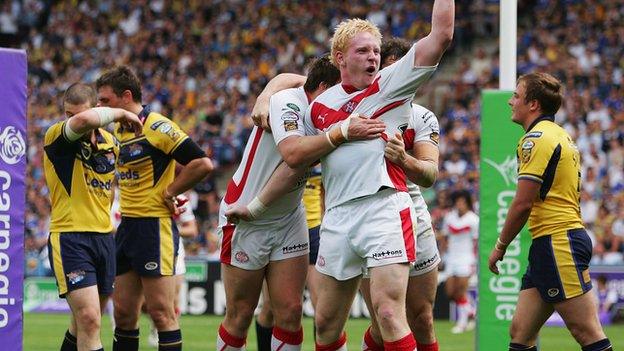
left=516, top=119, right=584, bottom=239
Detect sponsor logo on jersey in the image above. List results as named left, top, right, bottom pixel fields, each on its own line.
left=282, top=243, right=308, bottom=254
left=235, top=251, right=249, bottom=263
left=66, top=270, right=86, bottom=285
left=86, top=177, right=113, bottom=190
left=145, top=262, right=158, bottom=270
left=281, top=111, right=299, bottom=121
left=286, top=103, right=300, bottom=112
left=524, top=131, right=543, bottom=139
left=413, top=252, right=439, bottom=271
left=372, top=249, right=404, bottom=260
left=117, top=170, right=140, bottom=180
left=150, top=120, right=167, bottom=130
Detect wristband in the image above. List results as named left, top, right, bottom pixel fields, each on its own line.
left=340, top=113, right=356, bottom=140
left=63, top=120, right=84, bottom=141
left=325, top=132, right=337, bottom=148
left=495, top=237, right=509, bottom=251
left=92, top=107, right=116, bottom=126
left=247, top=197, right=268, bottom=219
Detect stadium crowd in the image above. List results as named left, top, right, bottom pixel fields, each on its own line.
left=2, top=0, right=622, bottom=276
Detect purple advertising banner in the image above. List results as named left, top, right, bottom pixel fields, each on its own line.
left=0, top=48, right=27, bottom=351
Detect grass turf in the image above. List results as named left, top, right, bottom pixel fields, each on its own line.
left=24, top=313, right=624, bottom=350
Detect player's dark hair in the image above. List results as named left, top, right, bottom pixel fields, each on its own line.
left=304, top=54, right=341, bottom=93
left=518, top=73, right=563, bottom=116
left=451, top=189, right=473, bottom=211
left=63, top=83, right=96, bottom=107
left=381, top=37, right=411, bottom=67
left=96, top=65, right=142, bottom=103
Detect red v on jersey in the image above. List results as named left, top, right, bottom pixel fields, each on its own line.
left=224, top=128, right=264, bottom=204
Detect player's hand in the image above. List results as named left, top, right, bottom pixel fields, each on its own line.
left=225, top=203, right=253, bottom=224
left=163, top=189, right=188, bottom=216
left=384, top=133, right=407, bottom=165
left=251, top=96, right=271, bottom=132
left=488, top=246, right=506, bottom=275
left=120, top=111, right=143, bottom=137
left=347, top=114, right=385, bottom=140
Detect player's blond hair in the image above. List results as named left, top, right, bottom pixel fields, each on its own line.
left=330, top=18, right=382, bottom=65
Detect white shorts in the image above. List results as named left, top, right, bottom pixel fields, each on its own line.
left=445, top=254, right=475, bottom=277
left=410, top=222, right=440, bottom=277
left=316, top=189, right=416, bottom=281
left=218, top=204, right=309, bottom=270
left=175, top=237, right=186, bottom=275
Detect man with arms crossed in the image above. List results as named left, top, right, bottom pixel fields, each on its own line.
left=488, top=73, right=613, bottom=351
left=44, top=83, right=142, bottom=351
left=216, top=56, right=385, bottom=351
left=360, top=37, right=442, bottom=351
left=96, top=66, right=213, bottom=351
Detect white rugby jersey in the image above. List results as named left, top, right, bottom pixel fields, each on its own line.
left=220, top=87, right=310, bottom=225
left=442, top=209, right=479, bottom=257
left=304, top=44, right=436, bottom=210
left=405, top=104, right=440, bottom=227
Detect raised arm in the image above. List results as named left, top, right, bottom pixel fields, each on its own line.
left=252, top=73, right=307, bottom=131
left=65, top=107, right=142, bottom=141
left=413, top=0, right=455, bottom=67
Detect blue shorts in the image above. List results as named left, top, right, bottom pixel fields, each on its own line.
left=116, top=217, right=179, bottom=277
left=47, top=232, right=115, bottom=298
left=521, top=228, right=593, bottom=303
left=308, top=225, right=320, bottom=265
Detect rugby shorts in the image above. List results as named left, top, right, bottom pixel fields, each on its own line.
left=47, top=232, right=115, bottom=298
left=316, top=188, right=416, bottom=281
left=116, top=217, right=180, bottom=277
left=219, top=204, right=309, bottom=270
left=521, top=228, right=593, bottom=303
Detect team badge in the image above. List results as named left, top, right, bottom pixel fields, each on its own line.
left=521, top=140, right=534, bottom=163
left=129, top=143, right=143, bottom=157
left=66, top=270, right=86, bottom=285
left=341, top=100, right=357, bottom=113
left=317, top=255, right=325, bottom=267
left=235, top=251, right=249, bottom=263
left=283, top=121, right=298, bottom=132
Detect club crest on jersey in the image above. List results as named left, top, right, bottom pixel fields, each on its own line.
left=429, top=132, right=440, bottom=144
left=284, top=121, right=298, bottom=132
left=129, top=143, right=143, bottom=157
left=341, top=100, right=358, bottom=113
left=521, top=140, right=534, bottom=163
left=66, top=270, right=86, bottom=285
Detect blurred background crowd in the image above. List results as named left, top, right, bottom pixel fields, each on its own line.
left=1, top=0, right=622, bottom=276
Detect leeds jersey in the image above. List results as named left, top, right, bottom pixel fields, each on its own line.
left=220, top=87, right=310, bottom=225
left=115, top=107, right=189, bottom=217
left=44, top=122, right=118, bottom=233
left=303, top=164, right=322, bottom=229
left=404, top=104, right=440, bottom=227
left=304, top=44, right=436, bottom=210
left=516, top=116, right=584, bottom=239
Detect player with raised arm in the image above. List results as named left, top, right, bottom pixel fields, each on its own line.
left=359, top=37, right=443, bottom=351
left=96, top=66, right=213, bottom=351
left=216, top=55, right=384, bottom=351
left=44, top=83, right=142, bottom=351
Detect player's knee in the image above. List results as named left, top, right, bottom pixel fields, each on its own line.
left=566, top=320, right=601, bottom=346
left=410, top=309, right=434, bottom=335
left=225, top=302, right=255, bottom=329
left=374, top=302, right=401, bottom=328
left=509, top=321, right=532, bottom=345
left=273, top=300, right=303, bottom=329
left=75, top=307, right=101, bottom=334
left=314, top=311, right=338, bottom=337
left=113, top=302, right=138, bottom=329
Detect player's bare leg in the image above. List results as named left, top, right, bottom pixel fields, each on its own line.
left=314, top=273, right=361, bottom=347
left=306, top=265, right=322, bottom=309
left=218, top=264, right=266, bottom=347
left=446, top=274, right=472, bottom=333
left=256, top=281, right=274, bottom=351
left=368, top=263, right=411, bottom=342
left=266, top=255, right=307, bottom=349
left=509, top=288, right=553, bottom=348
left=555, top=289, right=610, bottom=348
left=406, top=269, right=438, bottom=344
left=112, top=271, right=144, bottom=350
left=360, top=278, right=384, bottom=350
left=66, top=285, right=103, bottom=350
left=142, top=275, right=179, bottom=331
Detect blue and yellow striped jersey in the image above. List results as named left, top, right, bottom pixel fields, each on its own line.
left=115, top=108, right=189, bottom=217
left=44, top=122, right=118, bottom=233
left=516, top=116, right=584, bottom=239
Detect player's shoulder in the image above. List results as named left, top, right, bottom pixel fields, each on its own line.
left=312, top=84, right=344, bottom=105
left=44, top=120, right=65, bottom=143
left=520, top=121, right=561, bottom=147
left=411, top=103, right=435, bottom=117
left=271, top=87, right=307, bottom=110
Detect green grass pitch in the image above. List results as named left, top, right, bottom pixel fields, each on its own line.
left=24, top=313, right=623, bottom=350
